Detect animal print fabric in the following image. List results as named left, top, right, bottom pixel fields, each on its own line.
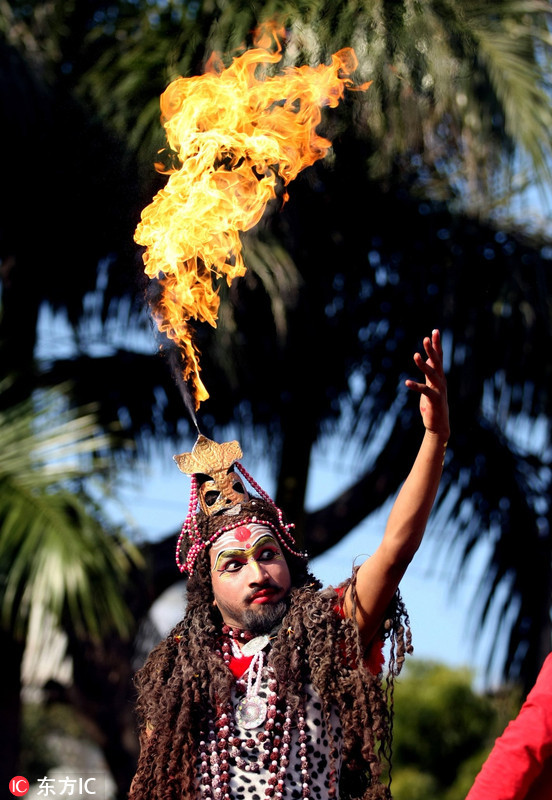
left=228, top=674, right=343, bottom=800
left=196, top=669, right=343, bottom=799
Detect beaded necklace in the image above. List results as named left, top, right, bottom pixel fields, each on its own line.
left=200, top=627, right=311, bottom=799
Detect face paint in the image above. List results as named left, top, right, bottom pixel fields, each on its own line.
left=212, top=533, right=286, bottom=575
left=209, top=524, right=292, bottom=631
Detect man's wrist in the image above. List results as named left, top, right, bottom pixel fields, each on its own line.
left=423, top=430, right=450, bottom=464
left=424, top=428, right=450, bottom=444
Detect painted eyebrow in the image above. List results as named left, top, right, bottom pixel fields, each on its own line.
left=212, top=534, right=280, bottom=571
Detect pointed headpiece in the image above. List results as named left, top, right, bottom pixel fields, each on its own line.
left=173, top=433, right=306, bottom=574
left=174, top=434, right=249, bottom=515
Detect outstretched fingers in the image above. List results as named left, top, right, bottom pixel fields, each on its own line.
left=406, top=330, right=444, bottom=393
left=405, top=329, right=449, bottom=439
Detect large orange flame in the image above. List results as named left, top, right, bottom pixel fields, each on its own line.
left=135, top=27, right=367, bottom=409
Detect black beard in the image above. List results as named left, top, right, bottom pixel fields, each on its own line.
left=241, top=600, right=288, bottom=635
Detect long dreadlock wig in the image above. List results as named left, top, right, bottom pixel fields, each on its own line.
left=130, top=498, right=412, bottom=800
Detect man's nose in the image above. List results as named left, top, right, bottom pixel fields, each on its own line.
left=247, top=559, right=269, bottom=583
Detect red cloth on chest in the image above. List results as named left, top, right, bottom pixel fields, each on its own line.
left=229, top=653, right=254, bottom=679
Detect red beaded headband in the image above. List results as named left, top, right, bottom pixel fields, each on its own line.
left=176, top=461, right=307, bottom=575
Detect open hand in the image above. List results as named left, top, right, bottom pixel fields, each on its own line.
left=405, top=329, right=450, bottom=441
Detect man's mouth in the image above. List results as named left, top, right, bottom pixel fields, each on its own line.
left=249, top=587, right=279, bottom=603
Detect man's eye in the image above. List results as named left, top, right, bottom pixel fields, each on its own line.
left=221, top=560, right=242, bottom=572
left=259, top=549, right=277, bottom=561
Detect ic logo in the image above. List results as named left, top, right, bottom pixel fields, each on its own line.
left=9, top=777, right=29, bottom=796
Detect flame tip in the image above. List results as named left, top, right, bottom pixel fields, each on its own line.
left=138, top=28, right=366, bottom=411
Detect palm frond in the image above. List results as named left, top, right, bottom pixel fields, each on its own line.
left=0, top=385, right=142, bottom=640
left=465, top=0, right=552, bottom=183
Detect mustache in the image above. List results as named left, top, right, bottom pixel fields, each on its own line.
left=245, top=582, right=282, bottom=601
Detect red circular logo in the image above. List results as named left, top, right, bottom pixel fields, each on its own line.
left=9, top=777, right=29, bottom=796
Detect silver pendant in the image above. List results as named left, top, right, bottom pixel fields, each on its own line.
left=241, top=634, right=270, bottom=656
left=235, top=695, right=268, bottom=729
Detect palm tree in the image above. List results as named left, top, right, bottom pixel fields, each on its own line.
left=79, top=0, right=552, bottom=200
left=2, top=4, right=552, bottom=776
left=3, top=0, right=551, bottom=439
left=0, top=381, right=141, bottom=787
left=78, top=0, right=552, bottom=692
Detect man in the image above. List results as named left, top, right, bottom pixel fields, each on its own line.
left=129, top=329, right=450, bottom=800
left=465, top=652, right=552, bottom=800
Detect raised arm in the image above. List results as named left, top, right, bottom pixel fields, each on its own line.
left=343, top=329, right=450, bottom=646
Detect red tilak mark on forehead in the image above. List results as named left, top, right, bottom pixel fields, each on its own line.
left=234, top=526, right=252, bottom=542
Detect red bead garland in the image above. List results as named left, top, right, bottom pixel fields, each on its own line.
left=203, top=636, right=310, bottom=799
left=176, top=466, right=307, bottom=575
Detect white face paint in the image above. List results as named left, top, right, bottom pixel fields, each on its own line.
left=209, top=524, right=291, bottom=632
left=210, top=523, right=273, bottom=563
